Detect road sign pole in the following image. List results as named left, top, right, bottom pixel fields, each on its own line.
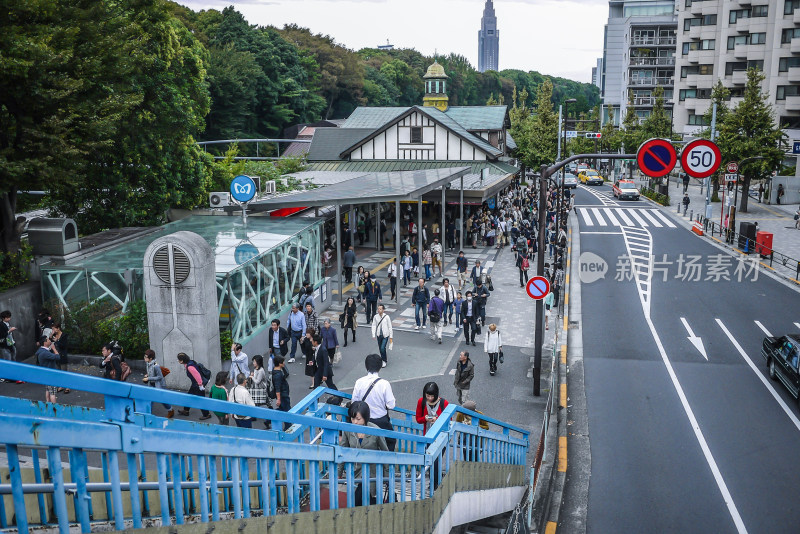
left=534, top=166, right=548, bottom=397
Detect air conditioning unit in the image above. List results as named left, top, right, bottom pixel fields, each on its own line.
left=263, top=180, right=276, bottom=194
left=209, top=192, right=231, bottom=208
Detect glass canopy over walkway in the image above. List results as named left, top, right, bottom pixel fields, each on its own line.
left=40, top=215, right=324, bottom=345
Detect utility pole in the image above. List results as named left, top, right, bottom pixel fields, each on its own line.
left=534, top=165, right=548, bottom=396
left=705, top=103, right=717, bottom=221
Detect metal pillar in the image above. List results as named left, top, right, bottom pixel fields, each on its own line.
left=395, top=200, right=401, bottom=304
left=459, top=176, right=464, bottom=251
left=418, top=198, right=424, bottom=279
left=441, top=186, right=446, bottom=269
left=375, top=203, right=381, bottom=250
left=335, top=204, right=342, bottom=305
left=349, top=207, right=356, bottom=249
left=534, top=166, right=548, bottom=397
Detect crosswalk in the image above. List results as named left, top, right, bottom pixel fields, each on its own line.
left=576, top=207, right=677, bottom=229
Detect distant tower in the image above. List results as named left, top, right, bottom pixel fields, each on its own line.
left=478, top=0, right=499, bottom=72
left=423, top=60, right=449, bottom=111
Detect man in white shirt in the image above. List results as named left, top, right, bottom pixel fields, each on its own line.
left=228, top=373, right=255, bottom=428
left=371, top=304, right=393, bottom=367
left=228, top=343, right=249, bottom=384
left=387, top=258, right=398, bottom=300
left=430, top=239, right=443, bottom=276
left=352, top=353, right=397, bottom=450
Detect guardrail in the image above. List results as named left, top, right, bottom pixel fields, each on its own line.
left=0, top=361, right=528, bottom=533
left=698, top=216, right=800, bottom=280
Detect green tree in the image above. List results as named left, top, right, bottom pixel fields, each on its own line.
left=620, top=93, right=642, bottom=154
left=600, top=108, right=622, bottom=154
left=715, top=68, right=785, bottom=212
left=527, top=80, right=559, bottom=169
left=700, top=80, right=731, bottom=200
left=639, top=86, right=673, bottom=141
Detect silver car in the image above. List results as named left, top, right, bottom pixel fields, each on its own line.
left=562, top=173, right=578, bottom=189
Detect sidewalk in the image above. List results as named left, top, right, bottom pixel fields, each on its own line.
left=665, top=179, right=800, bottom=279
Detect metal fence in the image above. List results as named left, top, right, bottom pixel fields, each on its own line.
left=698, top=216, right=800, bottom=280
left=0, top=361, right=528, bottom=533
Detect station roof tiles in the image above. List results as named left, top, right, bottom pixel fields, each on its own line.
left=444, top=105, right=508, bottom=130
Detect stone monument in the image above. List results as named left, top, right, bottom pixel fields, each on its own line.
left=143, top=231, right=221, bottom=390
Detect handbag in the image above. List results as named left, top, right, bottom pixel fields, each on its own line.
left=499, top=350, right=504, bottom=364
left=247, top=377, right=268, bottom=406
left=333, top=347, right=343, bottom=365
left=109, top=360, right=132, bottom=381
left=160, top=366, right=171, bottom=377
left=358, top=283, right=366, bottom=293
left=338, top=312, right=346, bottom=328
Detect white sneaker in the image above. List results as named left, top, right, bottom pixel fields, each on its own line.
left=287, top=357, right=296, bottom=363
left=414, top=325, right=419, bottom=330
left=382, top=361, right=387, bottom=368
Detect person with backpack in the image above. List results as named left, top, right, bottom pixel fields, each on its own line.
left=484, top=324, right=503, bottom=376
left=100, top=342, right=126, bottom=381
left=143, top=349, right=174, bottom=418
left=176, top=352, right=212, bottom=420
left=412, top=278, right=431, bottom=330
left=352, top=353, right=397, bottom=451
left=271, top=355, right=291, bottom=430
left=517, top=250, right=530, bottom=287
left=228, top=372, right=255, bottom=428
left=428, top=288, right=445, bottom=344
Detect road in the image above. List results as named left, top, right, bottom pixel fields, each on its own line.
left=561, top=183, right=800, bottom=533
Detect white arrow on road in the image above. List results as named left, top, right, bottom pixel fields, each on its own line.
left=681, top=317, right=708, bottom=360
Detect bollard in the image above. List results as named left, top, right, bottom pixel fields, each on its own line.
left=677, top=202, right=681, bottom=213
left=690, top=209, right=693, bottom=221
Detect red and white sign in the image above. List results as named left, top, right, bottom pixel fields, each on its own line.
left=681, top=139, right=722, bottom=179
left=726, top=161, right=739, bottom=174
left=526, top=276, right=550, bottom=300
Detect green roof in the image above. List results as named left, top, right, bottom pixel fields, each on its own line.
left=506, top=132, right=517, bottom=151
left=307, top=128, right=374, bottom=161
left=342, top=107, right=410, bottom=129
left=444, top=106, right=508, bottom=130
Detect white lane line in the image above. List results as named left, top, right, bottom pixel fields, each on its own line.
left=716, top=319, right=800, bottom=433
left=795, top=322, right=800, bottom=330
left=754, top=321, right=772, bottom=337
left=589, top=208, right=607, bottom=226
left=652, top=210, right=678, bottom=228
left=640, top=210, right=663, bottom=228
left=616, top=209, right=634, bottom=226
left=680, top=317, right=708, bottom=360
left=627, top=209, right=649, bottom=227
left=579, top=208, right=593, bottom=226
left=603, top=209, right=621, bottom=226
left=647, top=315, right=747, bottom=534
left=580, top=231, right=623, bottom=235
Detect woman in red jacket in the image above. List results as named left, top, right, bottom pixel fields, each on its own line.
left=415, top=381, right=449, bottom=490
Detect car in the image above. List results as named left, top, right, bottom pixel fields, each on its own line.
left=566, top=163, right=578, bottom=174
left=612, top=180, right=640, bottom=200
left=579, top=169, right=604, bottom=185
left=762, top=335, right=800, bottom=401
left=576, top=163, right=589, bottom=175
left=562, top=173, right=578, bottom=188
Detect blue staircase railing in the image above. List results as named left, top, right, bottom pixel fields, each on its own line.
left=0, top=360, right=528, bottom=532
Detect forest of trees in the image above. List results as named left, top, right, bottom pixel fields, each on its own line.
left=0, top=0, right=600, bottom=254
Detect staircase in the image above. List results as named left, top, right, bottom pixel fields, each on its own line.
left=0, top=361, right=528, bottom=533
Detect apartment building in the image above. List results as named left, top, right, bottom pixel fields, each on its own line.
left=674, top=0, right=800, bottom=139
left=601, top=1, right=678, bottom=126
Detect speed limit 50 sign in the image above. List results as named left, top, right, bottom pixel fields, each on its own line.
left=681, top=139, right=721, bottom=179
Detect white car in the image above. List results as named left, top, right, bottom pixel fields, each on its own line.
left=562, top=173, right=578, bottom=188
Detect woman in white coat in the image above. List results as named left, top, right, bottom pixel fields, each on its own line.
left=483, top=323, right=503, bottom=376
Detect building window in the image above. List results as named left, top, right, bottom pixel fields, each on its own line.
left=687, top=114, right=709, bottom=126
left=780, top=115, right=800, bottom=128
left=753, top=5, right=769, bottom=17
left=725, top=60, right=763, bottom=75
left=685, top=0, right=692, bottom=6
left=785, top=0, right=800, bottom=15
left=488, top=30, right=494, bottom=35
left=410, top=127, right=423, bottom=144
left=681, top=65, right=713, bottom=77
left=679, top=88, right=711, bottom=100
left=782, top=28, right=800, bottom=43
left=777, top=85, right=800, bottom=99
left=750, top=32, right=766, bottom=44
left=683, top=40, right=715, bottom=54
left=684, top=14, right=717, bottom=31
left=780, top=57, right=800, bottom=71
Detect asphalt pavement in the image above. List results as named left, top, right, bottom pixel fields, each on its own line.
left=558, top=183, right=800, bottom=533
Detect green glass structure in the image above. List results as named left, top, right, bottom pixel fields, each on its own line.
left=41, top=215, right=324, bottom=345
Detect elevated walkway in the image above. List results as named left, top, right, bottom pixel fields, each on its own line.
left=0, top=361, right=528, bottom=533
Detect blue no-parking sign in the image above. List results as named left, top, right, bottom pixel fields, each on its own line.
left=230, top=175, right=257, bottom=203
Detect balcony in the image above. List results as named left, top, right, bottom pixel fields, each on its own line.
left=789, top=67, right=800, bottom=83
left=633, top=96, right=674, bottom=107
left=630, top=57, right=676, bottom=67
left=629, top=76, right=674, bottom=87
left=631, top=36, right=677, bottom=47
left=689, top=25, right=703, bottom=39
left=735, top=18, right=751, bottom=33
left=687, top=50, right=701, bottom=63
left=792, top=38, right=800, bottom=54
left=731, top=70, right=748, bottom=85
left=794, top=9, right=800, bottom=25
left=787, top=96, right=800, bottom=112
left=734, top=44, right=749, bottom=59
left=690, top=2, right=704, bottom=15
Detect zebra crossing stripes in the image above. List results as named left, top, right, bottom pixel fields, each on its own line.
left=577, top=207, right=677, bottom=229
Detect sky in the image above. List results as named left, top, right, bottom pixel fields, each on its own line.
left=176, top=0, right=609, bottom=83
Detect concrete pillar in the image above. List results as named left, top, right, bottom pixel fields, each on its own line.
left=418, top=198, right=424, bottom=278
left=335, top=204, right=342, bottom=304
left=441, top=186, right=446, bottom=268
left=459, top=176, right=464, bottom=251
left=395, top=200, right=401, bottom=303
left=144, top=231, right=221, bottom=390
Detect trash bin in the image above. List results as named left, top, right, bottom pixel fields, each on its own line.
left=738, top=222, right=757, bottom=253
left=27, top=218, right=80, bottom=256
left=756, top=231, right=773, bottom=257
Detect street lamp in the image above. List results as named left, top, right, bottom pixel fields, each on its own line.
left=556, top=99, right=577, bottom=240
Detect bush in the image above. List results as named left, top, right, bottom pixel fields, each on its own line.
left=641, top=187, right=670, bottom=206
left=220, top=329, right=233, bottom=360
left=0, top=242, right=33, bottom=292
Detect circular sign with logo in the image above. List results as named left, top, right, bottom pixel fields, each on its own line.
left=726, top=161, right=739, bottom=174
left=526, top=276, right=550, bottom=300
left=637, top=139, right=677, bottom=179
left=681, top=139, right=722, bottom=179
left=230, top=175, right=257, bottom=203
left=234, top=243, right=259, bottom=265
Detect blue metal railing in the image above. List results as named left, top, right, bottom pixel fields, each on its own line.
left=0, top=361, right=528, bottom=532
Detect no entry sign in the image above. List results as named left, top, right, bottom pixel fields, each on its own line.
left=526, top=276, right=550, bottom=300
left=637, top=139, right=677, bottom=179
left=681, top=139, right=721, bottom=179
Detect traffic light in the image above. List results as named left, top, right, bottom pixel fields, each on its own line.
left=585, top=132, right=602, bottom=139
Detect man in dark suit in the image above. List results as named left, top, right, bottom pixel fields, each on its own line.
left=312, top=335, right=337, bottom=390
left=364, top=274, right=382, bottom=323
left=267, top=319, right=289, bottom=366
left=461, top=291, right=478, bottom=346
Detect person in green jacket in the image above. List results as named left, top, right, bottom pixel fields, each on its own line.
left=210, top=372, right=229, bottom=425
